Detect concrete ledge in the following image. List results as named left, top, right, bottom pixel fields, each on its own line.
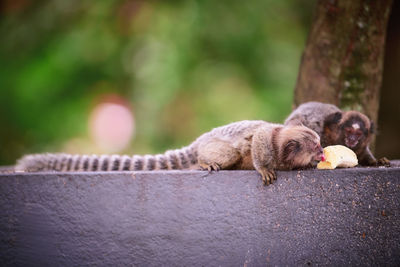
left=1, top=166, right=400, bottom=266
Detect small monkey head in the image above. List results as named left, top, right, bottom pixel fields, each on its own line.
left=324, top=111, right=374, bottom=151
left=342, top=111, right=374, bottom=150
left=281, top=126, right=325, bottom=169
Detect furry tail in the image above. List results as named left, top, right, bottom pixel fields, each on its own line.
left=16, top=147, right=198, bottom=172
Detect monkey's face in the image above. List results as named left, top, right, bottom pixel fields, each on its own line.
left=302, top=138, right=325, bottom=164
left=311, top=142, right=325, bottom=162
left=341, top=115, right=373, bottom=150
left=292, top=139, right=325, bottom=169
left=324, top=111, right=374, bottom=152
left=283, top=127, right=325, bottom=168
left=344, top=126, right=364, bottom=148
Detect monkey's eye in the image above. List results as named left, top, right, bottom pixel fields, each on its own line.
left=346, top=128, right=363, bottom=137
left=345, top=128, right=353, bottom=134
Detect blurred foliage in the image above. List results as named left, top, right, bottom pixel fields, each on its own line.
left=0, top=0, right=315, bottom=165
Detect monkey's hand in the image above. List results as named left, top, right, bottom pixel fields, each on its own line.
left=377, top=157, right=391, bottom=167
left=199, top=162, right=221, bottom=172
left=257, top=167, right=276, bottom=186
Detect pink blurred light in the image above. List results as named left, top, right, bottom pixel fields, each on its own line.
left=89, top=100, right=135, bottom=153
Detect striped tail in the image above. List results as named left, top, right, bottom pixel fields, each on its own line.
left=16, top=147, right=198, bottom=172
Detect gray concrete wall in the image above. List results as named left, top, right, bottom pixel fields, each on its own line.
left=0, top=166, right=399, bottom=266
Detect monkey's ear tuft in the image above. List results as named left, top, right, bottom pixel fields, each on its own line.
left=324, top=112, right=342, bottom=127
left=282, top=140, right=301, bottom=162
left=370, top=121, right=375, bottom=134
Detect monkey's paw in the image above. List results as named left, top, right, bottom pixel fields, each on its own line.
left=259, top=169, right=276, bottom=186
left=377, top=157, right=391, bottom=167
left=199, top=162, right=221, bottom=172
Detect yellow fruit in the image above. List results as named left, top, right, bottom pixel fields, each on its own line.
left=317, top=145, right=358, bottom=169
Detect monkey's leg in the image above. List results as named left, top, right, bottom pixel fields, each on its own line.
left=251, top=128, right=276, bottom=185
left=358, top=147, right=377, bottom=166
left=359, top=147, right=390, bottom=167
left=197, top=140, right=241, bottom=172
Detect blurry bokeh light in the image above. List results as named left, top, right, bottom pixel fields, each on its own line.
left=0, top=0, right=318, bottom=164
left=89, top=96, right=135, bottom=153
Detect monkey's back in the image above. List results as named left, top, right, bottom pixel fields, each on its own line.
left=194, top=120, right=278, bottom=144
left=285, top=102, right=340, bottom=136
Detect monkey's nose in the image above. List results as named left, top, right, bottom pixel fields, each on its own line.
left=317, top=145, right=324, bottom=161
left=313, top=151, right=325, bottom=162
left=316, top=145, right=325, bottom=161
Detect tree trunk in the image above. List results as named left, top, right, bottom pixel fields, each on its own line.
left=294, top=0, right=393, bottom=129
left=376, top=0, right=400, bottom=159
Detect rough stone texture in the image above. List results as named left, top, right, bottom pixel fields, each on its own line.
left=0, top=165, right=399, bottom=266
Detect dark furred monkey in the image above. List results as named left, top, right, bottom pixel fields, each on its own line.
left=285, top=101, right=379, bottom=166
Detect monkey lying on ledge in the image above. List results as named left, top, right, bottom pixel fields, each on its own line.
left=16, top=120, right=324, bottom=186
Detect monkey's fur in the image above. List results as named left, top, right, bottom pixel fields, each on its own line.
left=17, top=120, right=324, bottom=185
left=285, top=101, right=377, bottom=166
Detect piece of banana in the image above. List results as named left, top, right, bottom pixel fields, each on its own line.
left=317, top=145, right=358, bottom=169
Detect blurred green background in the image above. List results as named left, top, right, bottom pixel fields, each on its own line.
left=0, top=0, right=322, bottom=165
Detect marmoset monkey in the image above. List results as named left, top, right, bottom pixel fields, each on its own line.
left=284, top=101, right=378, bottom=166
left=16, top=120, right=324, bottom=185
